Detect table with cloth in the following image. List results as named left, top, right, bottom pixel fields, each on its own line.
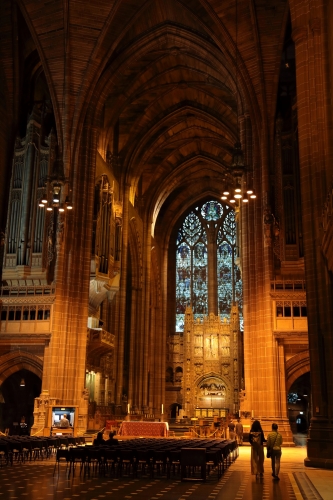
left=118, top=421, right=169, bottom=437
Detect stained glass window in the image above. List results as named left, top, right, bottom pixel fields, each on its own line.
left=201, top=201, right=223, bottom=221
left=176, top=212, right=207, bottom=331
left=217, top=210, right=243, bottom=330
left=175, top=201, right=243, bottom=331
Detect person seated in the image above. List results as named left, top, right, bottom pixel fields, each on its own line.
left=93, top=431, right=105, bottom=446
left=20, top=417, right=29, bottom=436
left=105, top=430, right=119, bottom=446
left=60, top=414, right=70, bottom=428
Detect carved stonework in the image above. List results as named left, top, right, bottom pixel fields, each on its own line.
left=263, top=208, right=274, bottom=247
left=167, top=305, right=242, bottom=414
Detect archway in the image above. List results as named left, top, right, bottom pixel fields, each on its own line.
left=287, top=372, right=311, bottom=443
left=170, top=403, right=182, bottom=419
left=0, top=369, right=42, bottom=434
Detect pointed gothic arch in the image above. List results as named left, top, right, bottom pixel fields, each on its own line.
left=0, top=351, right=43, bottom=386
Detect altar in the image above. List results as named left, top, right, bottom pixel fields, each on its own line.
left=118, top=421, right=169, bottom=437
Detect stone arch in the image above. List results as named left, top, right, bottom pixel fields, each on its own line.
left=166, top=366, right=174, bottom=383
left=285, top=351, right=310, bottom=392
left=0, top=351, right=43, bottom=386
left=169, top=402, right=182, bottom=418
left=175, top=366, right=183, bottom=382
left=195, top=372, right=230, bottom=397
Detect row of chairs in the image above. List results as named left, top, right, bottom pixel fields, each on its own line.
left=54, top=438, right=238, bottom=481
left=0, top=435, right=86, bottom=466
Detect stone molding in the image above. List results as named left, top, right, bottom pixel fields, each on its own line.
left=292, top=26, right=308, bottom=45
left=1, top=296, right=55, bottom=305
left=270, top=292, right=306, bottom=300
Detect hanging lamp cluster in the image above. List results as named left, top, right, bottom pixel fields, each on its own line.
left=221, top=0, right=256, bottom=206
left=38, top=156, right=73, bottom=213
left=221, top=143, right=256, bottom=204
left=39, top=181, right=73, bottom=212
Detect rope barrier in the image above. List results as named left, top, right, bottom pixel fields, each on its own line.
left=30, top=427, right=45, bottom=436
left=189, top=426, right=226, bottom=439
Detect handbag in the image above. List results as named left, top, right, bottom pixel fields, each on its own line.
left=267, top=432, right=278, bottom=458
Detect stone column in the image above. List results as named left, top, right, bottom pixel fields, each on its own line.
left=128, top=287, right=138, bottom=408
left=141, top=222, right=152, bottom=408
left=115, top=183, right=130, bottom=405
left=290, top=4, right=333, bottom=466
left=241, top=98, right=292, bottom=440
left=33, top=125, right=97, bottom=436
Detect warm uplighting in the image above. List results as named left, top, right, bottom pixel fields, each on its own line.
left=65, top=197, right=73, bottom=210
left=20, top=378, right=25, bottom=387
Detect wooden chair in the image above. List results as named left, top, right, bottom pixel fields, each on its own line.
left=53, top=448, right=69, bottom=475
left=181, top=448, right=206, bottom=482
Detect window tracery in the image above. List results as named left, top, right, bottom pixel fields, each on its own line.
left=176, top=201, right=243, bottom=331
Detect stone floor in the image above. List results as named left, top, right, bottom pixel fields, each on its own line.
left=0, top=445, right=332, bottom=499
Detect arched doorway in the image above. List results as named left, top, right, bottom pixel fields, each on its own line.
left=0, top=369, right=42, bottom=434
left=287, top=372, right=311, bottom=441
left=170, top=403, right=182, bottom=419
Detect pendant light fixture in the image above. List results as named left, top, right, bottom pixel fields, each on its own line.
left=221, top=0, right=256, bottom=204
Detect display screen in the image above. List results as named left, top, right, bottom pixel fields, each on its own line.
left=52, top=407, right=75, bottom=428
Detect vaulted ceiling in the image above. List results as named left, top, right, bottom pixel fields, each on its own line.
left=0, top=0, right=290, bottom=236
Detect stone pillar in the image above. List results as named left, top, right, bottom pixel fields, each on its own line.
left=115, top=183, right=130, bottom=405
left=240, top=91, right=294, bottom=442
left=141, top=222, right=152, bottom=408
left=290, top=4, right=333, bottom=467
left=128, top=287, right=138, bottom=408
left=35, top=126, right=97, bottom=436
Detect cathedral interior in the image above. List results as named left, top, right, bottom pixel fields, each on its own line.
left=0, top=0, right=333, bottom=471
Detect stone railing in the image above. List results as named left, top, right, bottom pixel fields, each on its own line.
left=87, top=328, right=115, bottom=347
left=0, top=284, right=56, bottom=296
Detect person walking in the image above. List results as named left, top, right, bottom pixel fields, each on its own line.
left=249, top=420, right=266, bottom=478
left=266, top=423, right=283, bottom=479
left=228, top=419, right=236, bottom=440
left=235, top=418, right=244, bottom=445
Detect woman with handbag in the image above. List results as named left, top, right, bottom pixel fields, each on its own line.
left=266, top=423, right=283, bottom=479
left=249, top=420, right=266, bottom=478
